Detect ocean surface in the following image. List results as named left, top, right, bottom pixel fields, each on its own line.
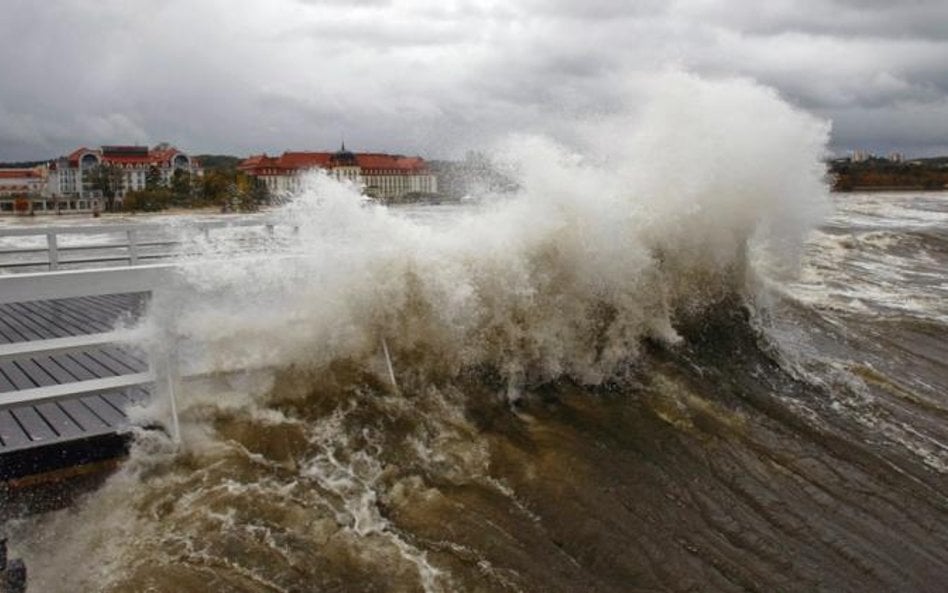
left=3, top=80, right=947, bottom=591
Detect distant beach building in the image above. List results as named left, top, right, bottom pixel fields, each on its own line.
left=238, top=145, right=437, bottom=201
left=0, top=165, right=48, bottom=213
left=42, top=144, right=202, bottom=213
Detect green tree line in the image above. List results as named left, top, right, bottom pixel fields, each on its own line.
left=86, top=156, right=270, bottom=212
left=831, top=158, right=948, bottom=191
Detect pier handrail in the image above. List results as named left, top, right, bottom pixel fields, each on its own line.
left=0, top=264, right=174, bottom=304
left=0, top=252, right=397, bottom=449
left=0, top=218, right=289, bottom=272
left=0, top=219, right=273, bottom=237
left=0, top=252, right=304, bottom=439
left=0, top=264, right=181, bottom=437
left=0, top=329, right=155, bottom=409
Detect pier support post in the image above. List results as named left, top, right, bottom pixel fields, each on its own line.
left=161, top=350, right=181, bottom=443
left=380, top=337, right=399, bottom=395
left=150, top=287, right=182, bottom=444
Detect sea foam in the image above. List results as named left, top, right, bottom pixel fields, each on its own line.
left=151, top=72, right=830, bottom=389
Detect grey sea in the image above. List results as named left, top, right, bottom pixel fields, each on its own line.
left=4, top=190, right=948, bottom=592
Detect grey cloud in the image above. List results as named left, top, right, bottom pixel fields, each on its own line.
left=675, top=0, right=948, bottom=41
left=523, top=0, right=669, bottom=21
left=827, top=98, right=948, bottom=155
left=0, top=0, right=946, bottom=161
left=294, top=0, right=392, bottom=6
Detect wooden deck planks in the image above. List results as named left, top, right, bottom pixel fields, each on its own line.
left=6, top=302, right=74, bottom=339
left=9, top=406, right=57, bottom=444
left=79, top=395, right=127, bottom=429
left=0, top=293, right=146, bottom=344
left=99, top=346, right=148, bottom=373
left=0, top=410, right=31, bottom=450
left=0, top=294, right=151, bottom=458
left=21, top=300, right=106, bottom=336
left=0, top=372, right=14, bottom=392
left=35, top=401, right=87, bottom=441
left=0, top=361, right=36, bottom=390
left=32, top=355, right=78, bottom=384
left=58, top=398, right=111, bottom=433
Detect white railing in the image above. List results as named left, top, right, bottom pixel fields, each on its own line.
left=0, top=264, right=181, bottom=439
left=0, top=217, right=311, bottom=444
left=0, top=219, right=291, bottom=272
left=0, top=259, right=401, bottom=449
left=0, top=263, right=171, bottom=304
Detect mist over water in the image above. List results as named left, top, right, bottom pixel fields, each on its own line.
left=164, top=73, right=829, bottom=385
left=8, top=74, right=948, bottom=592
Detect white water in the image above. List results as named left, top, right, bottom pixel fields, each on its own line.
left=781, top=193, right=948, bottom=323
left=10, top=73, right=837, bottom=591
left=154, top=72, right=830, bottom=390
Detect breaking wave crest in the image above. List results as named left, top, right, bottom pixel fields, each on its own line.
left=23, top=74, right=918, bottom=593
left=165, top=73, right=830, bottom=389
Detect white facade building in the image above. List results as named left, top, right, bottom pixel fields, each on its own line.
left=239, top=146, right=437, bottom=201
left=42, top=144, right=201, bottom=212
left=0, top=166, right=48, bottom=213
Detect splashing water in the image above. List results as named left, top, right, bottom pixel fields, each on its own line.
left=162, top=72, right=829, bottom=387
left=14, top=74, right=947, bottom=593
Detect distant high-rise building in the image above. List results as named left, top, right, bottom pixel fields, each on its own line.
left=887, top=152, right=904, bottom=163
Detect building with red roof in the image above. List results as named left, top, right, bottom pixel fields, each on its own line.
left=238, top=145, right=437, bottom=200
left=0, top=166, right=49, bottom=214
left=43, top=144, right=201, bottom=212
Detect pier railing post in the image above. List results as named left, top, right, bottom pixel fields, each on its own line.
left=46, top=232, right=59, bottom=271
left=127, top=229, right=139, bottom=266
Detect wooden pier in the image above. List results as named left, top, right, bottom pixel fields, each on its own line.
left=0, top=219, right=293, bottom=486
left=0, top=294, right=150, bottom=482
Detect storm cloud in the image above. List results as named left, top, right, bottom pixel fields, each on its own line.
left=1, top=0, right=946, bottom=160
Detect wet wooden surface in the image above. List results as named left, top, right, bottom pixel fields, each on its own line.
left=0, top=294, right=149, bottom=454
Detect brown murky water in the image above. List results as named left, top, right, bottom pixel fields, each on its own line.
left=6, top=192, right=948, bottom=592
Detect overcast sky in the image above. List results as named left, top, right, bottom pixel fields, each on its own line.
left=1, top=0, right=946, bottom=161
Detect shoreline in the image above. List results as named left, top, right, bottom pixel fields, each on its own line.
left=832, top=187, right=948, bottom=193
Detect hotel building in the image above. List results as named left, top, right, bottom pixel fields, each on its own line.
left=0, top=166, right=49, bottom=213
left=238, top=145, right=437, bottom=200
left=39, top=144, right=201, bottom=213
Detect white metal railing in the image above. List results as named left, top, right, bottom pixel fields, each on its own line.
left=0, top=219, right=290, bottom=272
left=0, top=237, right=309, bottom=444
left=0, top=263, right=172, bottom=304
left=0, top=252, right=400, bottom=447
left=0, top=264, right=180, bottom=439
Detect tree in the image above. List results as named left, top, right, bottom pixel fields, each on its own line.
left=251, top=177, right=271, bottom=206
left=87, top=163, right=125, bottom=211
left=145, top=165, right=164, bottom=190
left=171, top=169, right=193, bottom=207
left=123, top=188, right=172, bottom=212
left=201, top=169, right=231, bottom=206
